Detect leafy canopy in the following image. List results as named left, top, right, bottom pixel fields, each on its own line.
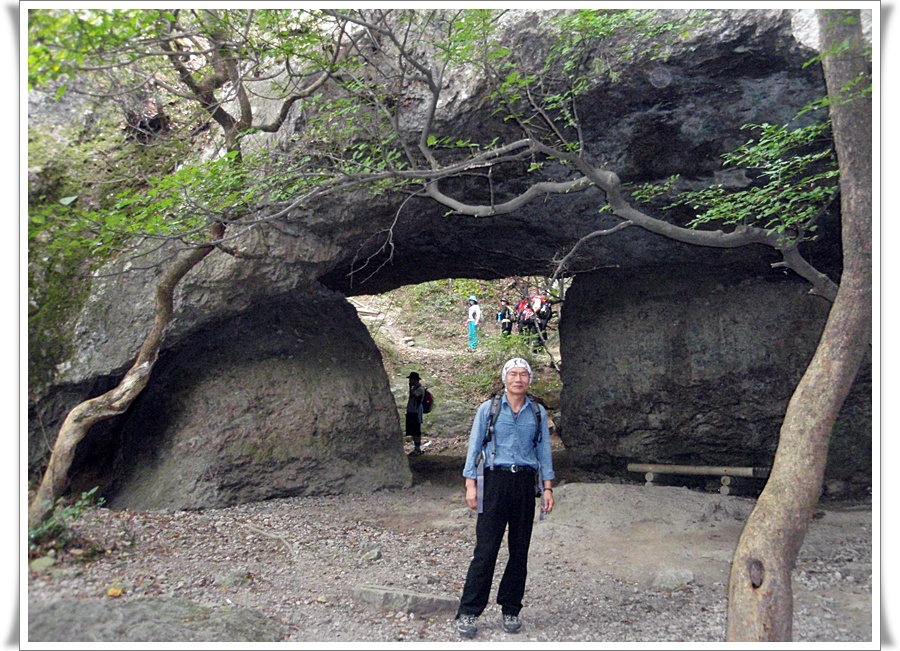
left=678, top=119, right=838, bottom=237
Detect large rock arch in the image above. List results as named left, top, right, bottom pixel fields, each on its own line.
left=27, top=9, right=871, bottom=508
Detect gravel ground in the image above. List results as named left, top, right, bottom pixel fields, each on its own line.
left=27, top=443, right=874, bottom=646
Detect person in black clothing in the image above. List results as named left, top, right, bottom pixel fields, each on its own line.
left=406, top=372, right=426, bottom=456
left=497, top=297, right=514, bottom=336
left=535, top=292, right=553, bottom=343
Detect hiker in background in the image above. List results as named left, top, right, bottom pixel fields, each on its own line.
left=455, top=358, right=555, bottom=638
left=497, top=297, right=514, bottom=337
left=466, top=295, right=482, bottom=350
left=515, top=294, right=541, bottom=352
left=535, top=291, right=553, bottom=345
left=514, top=295, right=530, bottom=335
left=406, top=372, right=426, bottom=456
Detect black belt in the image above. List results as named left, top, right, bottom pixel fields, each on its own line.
left=489, top=464, right=536, bottom=474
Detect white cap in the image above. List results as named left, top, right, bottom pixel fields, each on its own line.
left=502, top=358, right=533, bottom=385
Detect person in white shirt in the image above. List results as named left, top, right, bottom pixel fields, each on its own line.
left=466, top=295, right=482, bottom=350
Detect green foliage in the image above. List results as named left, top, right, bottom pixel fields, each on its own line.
left=451, top=278, right=483, bottom=303
left=28, top=9, right=159, bottom=91
left=462, top=332, right=537, bottom=394
left=28, top=487, right=105, bottom=555
left=410, top=280, right=459, bottom=314
left=28, top=9, right=334, bottom=92
left=628, top=175, right=681, bottom=204
left=432, top=9, right=505, bottom=65
left=408, top=279, right=499, bottom=309
left=27, top=118, right=193, bottom=388
left=544, top=9, right=712, bottom=86
left=671, top=116, right=839, bottom=239
left=105, top=154, right=248, bottom=242
left=802, top=9, right=873, bottom=82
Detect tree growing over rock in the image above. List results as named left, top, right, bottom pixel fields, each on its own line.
left=27, top=8, right=352, bottom=526
left=27, top=10, right=871, bottom=642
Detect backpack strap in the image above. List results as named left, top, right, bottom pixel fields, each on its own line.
left=529, top=395, right=544, bottom=499
left=530, top=394, right=542, bottom=450
left=481, top=393, right=503, bottom=470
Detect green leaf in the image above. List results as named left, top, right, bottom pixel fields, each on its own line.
left=58, top=196, right=78, bottom=206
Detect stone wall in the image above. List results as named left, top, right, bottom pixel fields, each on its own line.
left=559, top=265, right=871, bottom=494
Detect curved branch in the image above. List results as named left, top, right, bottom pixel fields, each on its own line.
left=28, top=222, right=225, bottom=529
left=254, top=27, right=352, bottom=133
left=418, top=136, right=837, bottom=302
left=775, top=245, right=839, bottom=302
left=549, top=220, right=634, bottom=285
left=424, top=176, right=593, bottom=217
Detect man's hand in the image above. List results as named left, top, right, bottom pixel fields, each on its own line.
left=465, top=479, right=478, bottom=510
left=541, top=488, right=555, bottom=514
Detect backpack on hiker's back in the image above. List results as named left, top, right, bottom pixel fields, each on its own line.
left=421, top=388, right=434, bottom=414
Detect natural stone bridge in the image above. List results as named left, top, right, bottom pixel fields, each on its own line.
left=28, top=9, right=870, bottom=510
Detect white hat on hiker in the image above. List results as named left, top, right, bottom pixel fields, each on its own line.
left=502, top=358, right=533, bottom=385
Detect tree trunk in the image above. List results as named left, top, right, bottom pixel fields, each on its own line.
left=725, top=9, right=871, bottom=641
left=28, top=225, right=224, bottom=529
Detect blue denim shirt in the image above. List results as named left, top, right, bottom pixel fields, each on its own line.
left=462, top=394, right=555, bottom=481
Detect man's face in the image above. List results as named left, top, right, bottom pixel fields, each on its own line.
left=505, top=368, right=531, bottom=396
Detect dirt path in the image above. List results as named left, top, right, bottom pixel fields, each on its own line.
left=28, top=457, right=873, bottom=644
left=28, top=292, right=872, bottom=644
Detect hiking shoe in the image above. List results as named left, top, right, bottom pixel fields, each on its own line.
left=457, top=614, right=477, bottom=638
left=408, top=448, right=423, bottom=457
left=502, top=613, right=522, bottom=633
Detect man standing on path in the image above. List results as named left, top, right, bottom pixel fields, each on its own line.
left=455, top=358, right=555, bottom=638
left=405, top=372, right=426, bottom=456
left=466, top=296, right=482, bottom=350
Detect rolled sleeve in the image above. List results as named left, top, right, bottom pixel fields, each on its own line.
left=462, top=400, right=491, bottom=479
left=536, top=403, right=555, bottom=481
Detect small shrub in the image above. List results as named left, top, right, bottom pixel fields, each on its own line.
left=28, top=487, right=105, bottom=557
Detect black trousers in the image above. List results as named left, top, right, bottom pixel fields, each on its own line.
left=406, top=412, right=421, bottom=443
left=457, top=468, right=536, bottom=618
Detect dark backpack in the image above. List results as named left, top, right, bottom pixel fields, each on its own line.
left=422, top=388, right=434, bottom=414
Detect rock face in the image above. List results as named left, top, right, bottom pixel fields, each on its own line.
left=559, top=266, right=871, bottom=491
left=28, top=9, right=872, bottom=506
left=100, top=287, right=411, bottom=510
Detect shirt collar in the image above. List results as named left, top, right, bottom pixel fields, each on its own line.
left=502, top=393, right=533, bottom=410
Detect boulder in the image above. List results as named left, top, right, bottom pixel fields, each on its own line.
left=101, top=287, right=411, bottom=510
left=559, top=265, right=871, bottom=488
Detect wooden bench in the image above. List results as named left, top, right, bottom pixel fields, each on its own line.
left=627, top=463, right=771, bottom=495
